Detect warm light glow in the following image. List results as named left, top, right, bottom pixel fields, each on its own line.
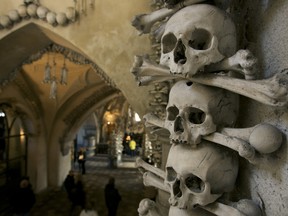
left=126, top=135, right=131, bottom=141
left=134, top=113, right=141, bottom=122
left=107, top=121, right=111, bottom=125
left=20, top=128, right=25, bottom=143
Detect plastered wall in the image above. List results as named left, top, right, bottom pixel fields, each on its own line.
left=230, top=1, right=288, bottom=215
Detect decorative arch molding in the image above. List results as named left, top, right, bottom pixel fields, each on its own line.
left=59, top=85, right=120, bottom=155
left=4, top=43, right=117, bottom=90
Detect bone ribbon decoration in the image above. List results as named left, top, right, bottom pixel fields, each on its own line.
left=131, top=55, right=288, bottom=107
left=131, top=0, right=206, bottom=35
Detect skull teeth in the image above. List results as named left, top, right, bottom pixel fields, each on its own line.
left=171, top=139, right=187, bottom=144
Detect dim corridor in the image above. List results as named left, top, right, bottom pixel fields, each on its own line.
left=29, top=155, right=146, bottom=216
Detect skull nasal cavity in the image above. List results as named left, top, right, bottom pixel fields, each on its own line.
left=188, top=28, right=212, bottom=50
left=173, top=179, right=182, bottom=198
left=174, top=116, right=184, bottom=133
left=167, top=106, right=179, bottom=121
left=174, top=40, right=187, bottom=64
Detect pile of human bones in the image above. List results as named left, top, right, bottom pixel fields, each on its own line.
left=130, top=0, right=288, bottom=216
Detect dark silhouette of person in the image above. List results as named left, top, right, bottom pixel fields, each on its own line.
left=70, top=174, right=86, bottom=214
left=64, top=170, right=75, bottom=203
left=77, top=148, right=86, bottom=174
left=10, top=176, right=36, bottom=216
left=104, top=177, right=121, bottom=216
left=0, top=119, right=5, bottom=161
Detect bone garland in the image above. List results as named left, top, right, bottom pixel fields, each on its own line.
left=131, top=0, right=206, bottom=35
left=130, top=55, right=288, bottom=107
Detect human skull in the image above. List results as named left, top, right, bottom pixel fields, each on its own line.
left=165, top=142, right=239, bottom=209
left=160, top=4, right=237, bottom=77
left=165, top=80, right=238, bottom=145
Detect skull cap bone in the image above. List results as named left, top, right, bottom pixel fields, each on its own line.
left=160, top=4, right=237, bottom=76
left=165, top=142, right=239, bottom=209
left=165, top=80, right=238, bottom=145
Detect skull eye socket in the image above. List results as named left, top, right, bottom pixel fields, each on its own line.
left=188, top=28, right=212, bottom=50
left=166, top=167, right=177, bottom=182
left=162, top=33, right=177, bottom=54
left=185, top=174, right=205, bottom=193
left=167, top=106, right=179, bottom=121
left=187, top=107, right=206, bottom=124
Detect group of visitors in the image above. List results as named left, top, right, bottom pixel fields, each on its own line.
left=64, top=170, right=122, bottom=216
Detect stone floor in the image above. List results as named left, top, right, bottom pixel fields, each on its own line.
left=3, top=155, right=147, bottom=216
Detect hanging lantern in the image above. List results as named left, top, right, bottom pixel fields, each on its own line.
left=43, top=62, right=51, bottom=83
left=49, top=76, right=57, bottom=99
left=60, top=58, right=68, bottom=85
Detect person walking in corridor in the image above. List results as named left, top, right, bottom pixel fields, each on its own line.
left=104, top=177, right=121, bottom=216
left=64, top=170, right=76, bottom=203
left=10, top=176, right=36, bottom=216
left=129, top=139, right=136, bottom=157
left=77, top=148, right=86, bottom=174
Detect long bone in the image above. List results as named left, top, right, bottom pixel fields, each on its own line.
left=205, top=49, right=258, bottom=80
left=131, top=0, right=205, bottom=35
left=131, top=55, right=288, bottom=107
left=143, top=113, right=282, bottom=163
left=139, top=159, right=257, bottom=216
left=143, top=171, right=170, bottom=193
left=132, top=49, right=258, bottom=82
left=200, top=202, right=256, bottom=216
left=136, top=157, right=166, bottom=179
left=203, top=133, right=257, bottom=163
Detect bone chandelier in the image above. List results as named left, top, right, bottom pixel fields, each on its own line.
left=42, top=53, right=68, bottom=99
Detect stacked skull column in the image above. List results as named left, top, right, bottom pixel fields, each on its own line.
left=131, top=1, right=287, bottom=216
